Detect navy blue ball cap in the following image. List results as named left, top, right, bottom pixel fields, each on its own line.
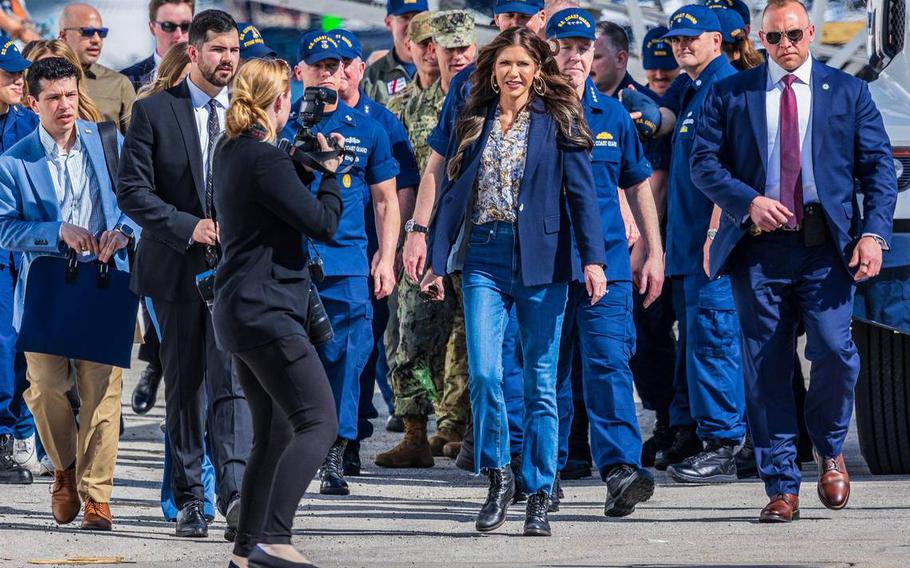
left=713, top=7, right=746, bottom=44
left=387, top=0, right=428, bottom=16
left=333, top=29, right=363, bottom=60
left=297, top=30, right=343, bottom=65
left=663, top=5, right=722, bottom=39
left=642, top=26, right=678, bottom=70
left=238, top=22, right=277, bottom=59
left=0, top=37, right=30, bottom=73
left=494, top=0, right=544, bottom=16
left=705, top=0, right=751, bottom=26
left=545, top=8, right=596, bottom=41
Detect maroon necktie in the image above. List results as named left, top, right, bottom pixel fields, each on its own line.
left=779, top=74, right=803, bottom=228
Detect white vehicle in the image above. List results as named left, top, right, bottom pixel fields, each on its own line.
left=852, top=0, right=910, bottom=475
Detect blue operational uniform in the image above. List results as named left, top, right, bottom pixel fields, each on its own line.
left=663, top=52, right=745, bottom=444
left=280, top=101, right=399, bottom=442
left=555, top=79, right=653, bottom=475
left=349, top=87, right=419, bottom=438
left=0, top=104, right=38, bottom=445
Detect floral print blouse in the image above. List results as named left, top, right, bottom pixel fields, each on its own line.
left=472, top=106, right=531, bottom=225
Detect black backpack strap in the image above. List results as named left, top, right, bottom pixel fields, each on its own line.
left=98, top=121, right=120, bottom=189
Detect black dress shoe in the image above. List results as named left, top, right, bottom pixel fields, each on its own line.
left=176, top=500, right=208, bottom=538
left=560, top=459, right=592, bottom=480
left=319, top=438, right=349, bottom=496
left=224, top=495, right=241, bottom=542
left=523, top=490, right=551, bottom=537
left=0, top=435, right=32, bottom=485
left=604, top=465, right=655, bottom=517
left=654, top=426, right=702, bottom=471
left=668, top=439, right=737, bottom=484
left=735, top=432, right=758, bottom=479
left=248, top=546, right=318, bottom=568
left=476, top=464, right=514, bottom=532
left=385, top=415, right=404, bottom=433
left=131, top=365, right=162, bottom=415
left=342, top=440, right=361, bottom=477
left=547, top=473, right=561, bottom=512
left=641, top=415, right=674, bottom=468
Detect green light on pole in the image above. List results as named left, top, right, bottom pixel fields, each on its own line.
left=322, top=16, right=344, bottom=31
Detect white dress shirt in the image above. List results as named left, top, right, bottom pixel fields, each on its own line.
left=186, top=77, right=229, bottom=189
left=765, top=56, right=818, bottom=205
left=40, top=125, right=103, bottom=243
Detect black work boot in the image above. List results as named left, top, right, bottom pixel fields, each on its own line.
left=319, top=438, right=350, bottom=495
left=475, top=464, right=514, bottom=532
left=523, top=490, right=551, bottom=537
left=0, top=434, right=32, bottom=485
left=455, top=421, right=475, bottom=472
left=604, top=465, right=655, bottom=517
left=668, top=438, right=738, bottom=484
left=131, top=364, right=162, bottom=415
left=547, top=473, right=562, bottom=512
left=654, top=425, right=702, bottom=471
left=735, top=432, right=758, bottom=479
left=509, top=454, right=527, bottom=504
left=343, top=440, right=361, bottom=476
left=641, top=413, right=674, bottom=468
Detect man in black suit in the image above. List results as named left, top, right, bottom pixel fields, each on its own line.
left=117, top=9, right=250, bottom=539
left=120, top=0, right=194, bottom=91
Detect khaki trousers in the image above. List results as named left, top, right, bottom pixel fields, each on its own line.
left=23, top=353, right=122, bottom=503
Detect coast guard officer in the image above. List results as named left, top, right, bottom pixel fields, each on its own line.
left=283, top=31, right=401, bottom=497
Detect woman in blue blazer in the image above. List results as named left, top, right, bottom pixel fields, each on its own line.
left=423, top=27, right=606, bottom=537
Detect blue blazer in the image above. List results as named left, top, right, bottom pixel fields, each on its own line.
left=691, top=60, right=898, bottom=277
left=0, top=120, right=139, bottom=329
left=120, top=54, right=156, bottom=92
left=429, top=97, right=605, bottom=287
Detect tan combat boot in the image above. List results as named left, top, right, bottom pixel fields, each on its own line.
left=428, top=427, right=462, bottom=457
left=374, top=416, right=435, bottom=468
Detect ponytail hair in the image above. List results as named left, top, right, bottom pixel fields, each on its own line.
left=226, top=58, right=290, bottom=141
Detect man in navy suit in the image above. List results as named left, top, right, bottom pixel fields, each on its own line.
left=120, top=0, right=194, bottom=91
left=691, top=0, right=897, bottom=522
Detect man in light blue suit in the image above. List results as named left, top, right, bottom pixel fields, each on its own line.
left=691, top=0, right=897, bottom=523
left=0, top=57, right=138, bottom=531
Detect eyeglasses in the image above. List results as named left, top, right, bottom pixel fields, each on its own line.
left=763, top=28, right=807, bottom=45
left=63, top=26, right=108, bottom=38
left=156, top=21, right=191, bottom=33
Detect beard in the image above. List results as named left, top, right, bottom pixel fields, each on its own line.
left=198, top=58, right=235, bottom=88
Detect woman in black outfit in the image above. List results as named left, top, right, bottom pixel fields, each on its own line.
left=211, top=58, right=344, bottom=568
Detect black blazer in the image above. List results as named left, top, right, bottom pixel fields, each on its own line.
left=116, top=79, right=210, bottom=301
left=120, top=55, right=155, bottom=92
left=210, top=134, right=342, bottom=354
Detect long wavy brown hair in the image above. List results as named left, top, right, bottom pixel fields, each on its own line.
left=137, top=42, right=191, bottom=100
left=21, top=39, right=103, bottom=122
left=724, top=32, right=765, bottom=69
left=446, top=27, right=591, bottom=181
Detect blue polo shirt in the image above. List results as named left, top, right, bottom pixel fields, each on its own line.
left=0, top=105, right=38, bottom=154
left=665, top=55, right=736, bottom=277
left=352, top=88, right=419, bottom=190
left=427, top=63, right=474, bottom=156
left=281, top=100, right=399, bottom=277
left=581, top=79, right=652, bottom=283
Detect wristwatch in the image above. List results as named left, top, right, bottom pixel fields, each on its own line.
left=404, top=219, right=429, bottom=234
left=114, top=223, right=135, bottom=240
left=707, top=228, right=718, bottom=240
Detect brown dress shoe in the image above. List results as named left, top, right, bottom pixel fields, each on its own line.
left=814, top=450, right=850, bottom=510
left=759, top=493, right=800, bottom=523
left=81, top=499, right=113, bottom=531
left=51, top=468, right=80, bottom=525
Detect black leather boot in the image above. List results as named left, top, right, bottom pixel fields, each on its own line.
left=668, top=439, right=738, bottom=484
left=547, top=473, right=562, bottom=512
left=654, top=425, right=702, bottom=471
left=523, top=490, right=551, bottom=537
left=455, top=421, right=475, bottom=472
left=641, top=414, right=674, bottom=468
left=509, top=454, right=527, bottom=504
left=343, top=440, right=361, bottom=476
left=604, top=464, right=655, bottom=517
left=475, top=464, right=514, bottom=532
left=131, top=364, right=162, bottom=415
left=319, top=438, right=349, bottom=495
left=735, top=432, right=758, bottom=479
left=0, top=434, right=32, bottom=485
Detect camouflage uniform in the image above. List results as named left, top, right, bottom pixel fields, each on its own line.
left=363, top=50, right=413, bottom=107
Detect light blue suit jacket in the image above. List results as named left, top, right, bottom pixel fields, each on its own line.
left=0, top=120, right=139, bottom=329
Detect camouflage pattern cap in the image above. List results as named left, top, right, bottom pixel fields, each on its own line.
left=408, top=11, right=434, bottom=44
left=430, top=10, right=475, bottom=49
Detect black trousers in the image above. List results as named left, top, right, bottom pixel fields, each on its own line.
left=152, top=296, right=251, bottom=511
left=137, top=300, right=161, bottom=367
left=630, top=280, right=677, bottom=419
left=232, top=334, right=337, bottom=557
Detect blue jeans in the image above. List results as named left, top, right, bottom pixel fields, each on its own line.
left=461, top=222, right=567, bottom=495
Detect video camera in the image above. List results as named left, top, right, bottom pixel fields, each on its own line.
left=278, top=86, right=355, bottom=174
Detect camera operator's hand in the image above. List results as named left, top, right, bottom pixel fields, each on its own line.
left=315, top=132, right=346, bottom=174
left=371, top=251, right=396, bottom=299
left=192, top=219, right=218, bottom=245
left=60, top=223, right=98, bottom=256
left=97, top=230, right=129, bottom=264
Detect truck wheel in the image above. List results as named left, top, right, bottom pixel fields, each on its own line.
left=854, top=319, right=910, bottom=475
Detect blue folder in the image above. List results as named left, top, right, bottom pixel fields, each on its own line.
left=17, top=254, right=139, bottom=368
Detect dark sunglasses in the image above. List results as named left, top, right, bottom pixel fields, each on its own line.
left=156, top=21, right=191, bottom=33
left=64, top=26, right=108, bottom=38
left=763, top=28, right=806, bottom=45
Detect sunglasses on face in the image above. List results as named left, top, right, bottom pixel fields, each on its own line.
left=156, top=21, right=191, bottom=33
left=763, top=28, right=806, bottom=45
left=64, top=26, right=108, bottom=38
